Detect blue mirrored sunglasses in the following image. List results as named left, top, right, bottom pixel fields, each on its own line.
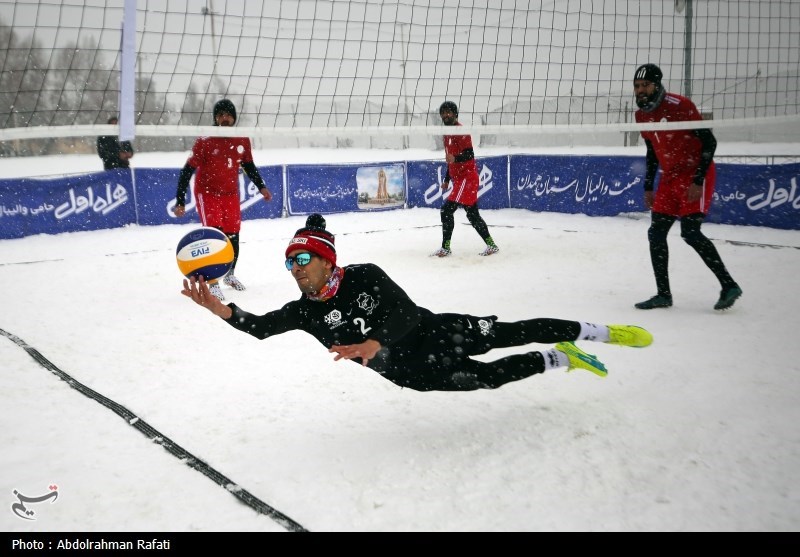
left=285, top=252, right=315, bottom=270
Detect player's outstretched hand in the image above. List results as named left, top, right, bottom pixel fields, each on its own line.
left=181, top=276, right=232, bottom=319
left=329, top=339, right=382, bottom=367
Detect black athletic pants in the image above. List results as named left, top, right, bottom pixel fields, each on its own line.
left=376, top=315, right=582, bottom=392
left=440, top=200, right=492, bottom=245
left=647, top=212, right=737, bottom=296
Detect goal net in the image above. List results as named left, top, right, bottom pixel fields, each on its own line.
left=1, top=0, right=798, bottom=154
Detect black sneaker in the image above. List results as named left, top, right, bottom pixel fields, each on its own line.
left=714, top=286, right=743, bottom=311
left=635, top=294, right=673, bottom=310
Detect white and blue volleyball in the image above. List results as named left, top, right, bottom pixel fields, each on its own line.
left=176, top=227, right=234, bottom=281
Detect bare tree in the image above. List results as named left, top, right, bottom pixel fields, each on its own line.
left=0, top=20, right=50, bottom=155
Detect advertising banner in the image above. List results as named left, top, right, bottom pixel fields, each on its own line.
left=135, top=166, right=284, bottom=226
left=285, top=162, right=406, bottom=216
left=406, top=155, right=509, bottom=209
left=2, top=157, right=797, bottom=241
left=709, top=162, right=800, bottom=230
left=509, top=155, right=647, bottom=216
left=0, top=169, right=136, bottom=240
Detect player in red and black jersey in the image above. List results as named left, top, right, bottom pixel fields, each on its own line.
left=633, top=64, right=742, bottom=311
left=173, top=99, right=273, bottom=301
left=431, top=101, right=500, bottom=258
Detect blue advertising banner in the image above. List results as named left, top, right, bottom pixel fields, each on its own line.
left=0, top=169, right=136, bottom=239
left=286, top=163, right=405, bottom=215
left=406, top=155, right=509, bottom=209
left=135, top=166, right=284, bottom=226
left=509, top=155, right=647, bottom=216
left=709, top=163, right=800, bottom=230
left=1, top=157, right=797, bottom=241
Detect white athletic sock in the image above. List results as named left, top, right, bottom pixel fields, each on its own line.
left=578, top=322, right=610, bottom=343
left=543, top=348, right=570, bottom=371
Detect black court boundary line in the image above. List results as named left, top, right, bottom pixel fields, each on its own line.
left=486, top=223, right=800, bottom=250
left=0, top=327, right=308, bottom=533
left=714, top=238, right=800, bottom=250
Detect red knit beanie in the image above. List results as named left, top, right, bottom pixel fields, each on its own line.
left=285, top=222, right=337, bottom=266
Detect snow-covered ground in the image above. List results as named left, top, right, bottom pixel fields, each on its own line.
left=1, top=148, right=798, bottom=532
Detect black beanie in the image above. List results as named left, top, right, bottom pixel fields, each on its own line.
left=439, top=100, right=459, bottom=116
left=633, top=64, right=663, bottom=84
left=213, top=99, right=237, bottom=125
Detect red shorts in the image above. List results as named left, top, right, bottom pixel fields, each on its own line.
left=195, top=192, right=241, bottom=234
left=652, top=164, right=716, bottom=217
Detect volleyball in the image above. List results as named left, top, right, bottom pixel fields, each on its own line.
left=176, top=227, right=234, bottom=281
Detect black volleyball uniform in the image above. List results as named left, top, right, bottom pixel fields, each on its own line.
left=224, top=263, right=580, bottom=391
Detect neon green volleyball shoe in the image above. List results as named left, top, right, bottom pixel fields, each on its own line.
left=555, top=342, right=608, bottom=377
left=606, top=325, right=654, bottom=348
